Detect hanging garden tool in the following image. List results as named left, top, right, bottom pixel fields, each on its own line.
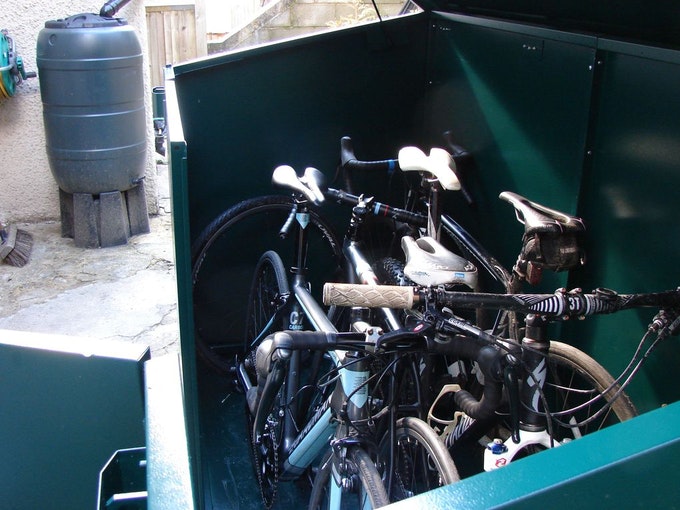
left=0, top=29, right=36, bottom=99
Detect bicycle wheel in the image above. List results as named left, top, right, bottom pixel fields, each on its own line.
left=380, top=416, right=459, bottom=502
left=372, top=257, right=413, bottom=287
left=308, top=447, right=390, bottom=510
left=543, top=340, right=637, bottom=437
left=191, top=195, right=342, bottom=373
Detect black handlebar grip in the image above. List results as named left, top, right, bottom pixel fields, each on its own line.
left=271, top=330, right=338, bottom=351
left=340, top=136, right=399, bottom=172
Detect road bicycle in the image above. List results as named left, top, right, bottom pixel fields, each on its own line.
left=190, top=137, right=474, bottom=373
left=237, top=165, right=462, bottom=508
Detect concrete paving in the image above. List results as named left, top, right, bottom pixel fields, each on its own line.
left=0, top=165, right=180, bottom=357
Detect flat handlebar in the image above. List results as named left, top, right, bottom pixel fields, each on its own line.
left=323, top=283, right=680, bottom=319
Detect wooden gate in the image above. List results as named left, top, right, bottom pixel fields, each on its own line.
left=145, top=1, right=207, bottom=87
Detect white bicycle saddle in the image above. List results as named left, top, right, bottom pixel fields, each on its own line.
left=397, top=146, right=461, bottom=191
left=402, top=236, right=478, bottom=288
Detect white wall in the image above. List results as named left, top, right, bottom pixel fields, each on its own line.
left=0, top=0, right=156, bottom=223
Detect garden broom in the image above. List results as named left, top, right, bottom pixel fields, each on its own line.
left=0, top=223, right=33, bottom=267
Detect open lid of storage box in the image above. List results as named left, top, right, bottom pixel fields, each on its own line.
left=416, top=0, right=680, bottom=48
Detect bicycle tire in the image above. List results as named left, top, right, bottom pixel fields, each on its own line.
left=308, top=447, right=390, bottom=510
left=244, top=250, right=290, bottom=352
left=191, top=195, right=342, bottom=374
left=380, top=416, right=459, bottom=502
left=373, top=257, right=413, bottom=287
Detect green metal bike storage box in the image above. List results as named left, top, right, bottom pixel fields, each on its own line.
left=165, top=2, right=680, bottom=508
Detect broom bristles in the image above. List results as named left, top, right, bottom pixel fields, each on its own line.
left=1, top=225, right=33, bottom=267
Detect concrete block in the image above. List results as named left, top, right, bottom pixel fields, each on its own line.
left=59, top=188, right=74, bottom=239
left=100, top=191, right=130, bottom=248
left=127, top=180, right=151, bottom=236
left=73, top=192, right=100, bottom=249
left=59, top=183, right=150, bottom=248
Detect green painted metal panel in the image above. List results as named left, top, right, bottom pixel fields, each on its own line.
left=0, top=331, right=148, bottom=510
left=425, top=12, right=597, bottom=290
left=165, top=72, right=204, bottom=510
left=173, top=14, right=430, bottom=241
left=387, top=399, right=680, bottom=509
left=566, top=39, right=680, bottom=412
left=145, top=355, right=195, bottom=509
left=416, top=0, right=680, bottom=48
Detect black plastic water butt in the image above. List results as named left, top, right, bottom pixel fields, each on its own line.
left=36, top=12, right=146, bottom=194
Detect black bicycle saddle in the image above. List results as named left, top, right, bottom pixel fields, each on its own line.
left=499, top=191, right=585, bottom=236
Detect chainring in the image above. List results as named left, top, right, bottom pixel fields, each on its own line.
left=249, top=401, right=283, bottom=508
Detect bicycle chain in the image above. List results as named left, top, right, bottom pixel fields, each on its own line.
left=393, top=439, right=412, bottom=498
left=252, top=416, right=280, bottom=509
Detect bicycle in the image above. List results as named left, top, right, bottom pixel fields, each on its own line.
left=322, top=281, right=680, bottom=474
left=191, top=134, right=652, bottom=495
left=190, top=139, right=475, bottom=373
left=324, top=136, right=661, bottom=476
left=235, top=164, right=463, bottom=508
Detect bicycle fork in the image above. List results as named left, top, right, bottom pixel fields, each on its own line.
left=483, top=314, right=557, bottom=471
left=439, top=314, right=561, bottom=471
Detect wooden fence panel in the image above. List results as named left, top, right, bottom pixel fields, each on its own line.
left=146, top=4, right=206, bottom=88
